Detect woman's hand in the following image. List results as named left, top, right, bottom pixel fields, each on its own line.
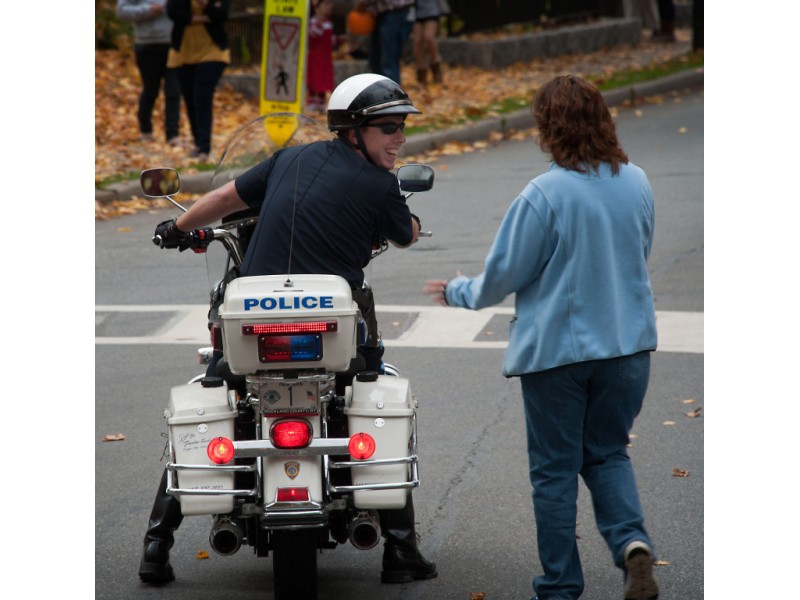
left=423, top=279, right=450, bottom=306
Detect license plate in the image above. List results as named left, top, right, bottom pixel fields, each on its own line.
left=259, top=380, right=320, bottom=415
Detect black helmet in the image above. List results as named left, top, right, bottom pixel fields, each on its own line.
left=327, top=73, right=421, bottom=131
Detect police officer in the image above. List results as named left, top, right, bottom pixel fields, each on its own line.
left=140, top=73, right=436, bottom=586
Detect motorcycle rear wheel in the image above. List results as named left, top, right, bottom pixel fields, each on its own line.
left=271, top=529, right=319, bottom=600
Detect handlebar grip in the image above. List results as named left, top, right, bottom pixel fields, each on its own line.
left=186, top=228, right=215, bottom=253
left=151, top=228, right=214, bottom=251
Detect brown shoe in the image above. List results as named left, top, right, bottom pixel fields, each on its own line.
left=430, top=62, right=444, bottom=84
left=623, top=541, right=659, bottom=600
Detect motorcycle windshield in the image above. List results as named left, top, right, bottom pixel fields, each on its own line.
left=203, top=113, right=332, bottom=293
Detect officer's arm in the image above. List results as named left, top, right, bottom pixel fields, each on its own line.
left=174, top=181, right=248, bottom=232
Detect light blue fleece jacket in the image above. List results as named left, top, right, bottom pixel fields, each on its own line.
left=445, top=161, right=658, bottom=377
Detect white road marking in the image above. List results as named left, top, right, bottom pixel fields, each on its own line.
left=95, top=305, right=703, bottom=353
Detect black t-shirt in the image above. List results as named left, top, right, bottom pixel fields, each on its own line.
left=234, top=138, right=413, bottom=288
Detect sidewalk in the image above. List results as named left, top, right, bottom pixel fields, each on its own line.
left=95, top=67, right=702, bottom=205
left=95, top=16, right=703, bottom=206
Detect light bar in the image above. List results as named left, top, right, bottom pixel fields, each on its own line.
left=242, top=321, right=338, bottom=336
left=259, top=334, right=323, bottom=363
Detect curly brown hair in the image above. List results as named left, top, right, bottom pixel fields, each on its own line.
left=531, top=75, right=628, bottom=174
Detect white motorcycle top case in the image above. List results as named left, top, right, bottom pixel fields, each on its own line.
left=219, top=274, right=359, bottom=374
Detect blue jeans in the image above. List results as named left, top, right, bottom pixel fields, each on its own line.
left=177, top=61, right=226, bottom=154
left=520, top=352, right=655, bottom=600
left=369, top=7, right=413, bottom=85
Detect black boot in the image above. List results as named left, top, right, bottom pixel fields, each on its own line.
left=139, top=469, right=184, bottom=584
left=379, top=494, right=437, bottom=583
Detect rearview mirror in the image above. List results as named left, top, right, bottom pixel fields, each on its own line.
left=397, top=164, right=434, bottom=193
left=140, top=168, right=181, bottom=197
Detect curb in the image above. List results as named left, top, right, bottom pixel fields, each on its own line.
left=401, top=67, right=704, bottom=157
left=96, top=68, right=703, bottom=204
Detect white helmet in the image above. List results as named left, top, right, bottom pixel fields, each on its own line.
left=327, top=73, right=421, bottom=131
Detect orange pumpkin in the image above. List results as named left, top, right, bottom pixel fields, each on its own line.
left=347, top=9, right=375, bottom=36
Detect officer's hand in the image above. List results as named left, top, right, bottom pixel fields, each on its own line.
left=153, top=218, right=189, bottom=249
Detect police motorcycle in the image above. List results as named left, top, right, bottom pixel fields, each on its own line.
left=140, top=112, right=434, bottom=599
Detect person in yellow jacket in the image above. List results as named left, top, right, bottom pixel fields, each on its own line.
left=166, top=0, right=230, bottom=160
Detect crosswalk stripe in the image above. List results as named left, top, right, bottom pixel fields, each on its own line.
left=94, top=305, right=703, bottom=353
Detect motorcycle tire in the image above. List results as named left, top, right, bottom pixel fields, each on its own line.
left=271, top=529, right=319, bottom=600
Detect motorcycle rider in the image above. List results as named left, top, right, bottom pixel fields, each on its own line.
left=139, top=73, right=437, bottom=586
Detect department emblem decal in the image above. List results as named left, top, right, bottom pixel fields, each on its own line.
left=284, top=461, right=300, bottom=479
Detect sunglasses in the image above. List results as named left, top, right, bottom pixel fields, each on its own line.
left=363, top=121, right=406, bottom=135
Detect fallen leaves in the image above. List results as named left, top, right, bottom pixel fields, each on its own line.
left=671, top=467, right=689, bottom=477
left=96, top=31, right=695, bottom=219
left=95, top=195, right=200, bottom=221
left=102, top=433, right=126, bottom=442
left=196, top=550, right=210, bottom=559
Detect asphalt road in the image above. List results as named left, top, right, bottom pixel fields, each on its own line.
left=94, top=87, right=703, bottom=600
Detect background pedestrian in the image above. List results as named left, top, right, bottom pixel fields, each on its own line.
left=622, top=0, right=660, bottom=38
left=357, top=0, right=416, bottom=86
left=166, top=0, right=230, bottom=161
left=424, top=74, right=660, bottom=600
left=345, top=4, right=373, bottom=59
left=116, top=0, right=181, bottom=144
left=306, top=0, right=340, bottom=113
left=412, top=0, right=444, bottom=86
left=654, top=0, right=676, bottom=42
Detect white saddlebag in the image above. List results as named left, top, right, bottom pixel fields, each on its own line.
left=166, top=381, right=237, bottom=515
left=345, top=373, right=416, bottom=509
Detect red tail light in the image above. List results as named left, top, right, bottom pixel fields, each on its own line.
left=348, top=432, right=376, bottom=460
left=277, top=487, right=310, bottom=502
left=211, top=324, right=223, bottom=351
left=270, top=419, right=313, bottom=449
left=207, top=436, right=235, bottom=464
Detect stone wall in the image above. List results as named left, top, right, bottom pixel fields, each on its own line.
left=223, top=16, right=643, bottom=98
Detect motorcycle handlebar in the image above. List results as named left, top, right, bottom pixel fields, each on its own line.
left=154, top=224, right=429, bottom=265
left=152, top=227, right=245, bottom=266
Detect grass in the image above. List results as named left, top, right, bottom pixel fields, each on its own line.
left=588, top=50, right=704, bottom=90
left=98, top=158, right=219, bottom=189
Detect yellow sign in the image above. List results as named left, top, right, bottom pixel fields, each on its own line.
left=260, top=0, right=308, bottom=118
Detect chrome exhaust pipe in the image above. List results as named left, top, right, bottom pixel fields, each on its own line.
left=349, top=510, right=381, bottom=550
left=209, top=517, right=244, bottom=556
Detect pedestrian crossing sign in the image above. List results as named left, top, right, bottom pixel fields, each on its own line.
left=260, top=0, right=309, bottom=121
